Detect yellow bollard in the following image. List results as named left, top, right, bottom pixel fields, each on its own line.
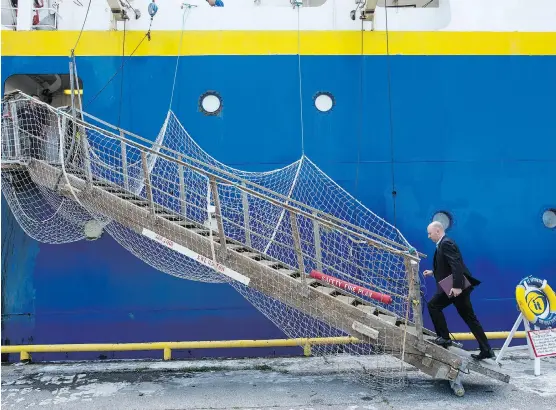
left=20, top=351, right=30, bottom=362
left=303, top=343, right=311, bottom=357
left=163, top=347, right=172, bottom=361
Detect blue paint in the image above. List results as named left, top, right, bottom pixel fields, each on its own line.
left=1, top=196, right=39, bottom=348
left=1, top=54, right=555, bottom=360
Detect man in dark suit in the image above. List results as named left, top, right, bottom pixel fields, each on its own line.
left=423, top=221, right=495, bottom=360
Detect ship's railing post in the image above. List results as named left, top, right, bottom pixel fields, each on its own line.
left=141, top=150, right=155, bottom=215
left=178, top=154, right=187, bottom=218
left=9, top=101, right=21, bottom=160
left=15, top=0, right=33, bottom=31
left=289, top=211, right=308, bottom=294
left=241, top=182, right=252, bottom=247
left=209, top=177, right=227, bottom=259
left=80, top=126, right=93, bottom=185
left=312, top=210, right=323, bottom=272
left=69, top=57, right=92, bottom=184
left=57, top=113, right=66, bottom=166
left=120, top=134, right=129, bottom=191
left=404, top=256, right=424, bottom=343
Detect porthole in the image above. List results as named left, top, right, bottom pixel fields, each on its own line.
left=432, top=211, right=452, bottom=230
left=542, top=209, right=556, bottom=229
left=199, top=91, right=222, bottom=115
left=314, top=92, right=334, bottom=113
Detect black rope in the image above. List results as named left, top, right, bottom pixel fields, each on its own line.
left=355, top=14, right=364, bottom=211
left=85, top=19, right=154, bottom=109
left=72, top=0, right=91, bottom=53
left=384, top=6, right=398, bottom=227
left=117, top=19, right=127, bottom=128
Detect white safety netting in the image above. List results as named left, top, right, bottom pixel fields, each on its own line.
left=1, top=92, right=423, bottom=388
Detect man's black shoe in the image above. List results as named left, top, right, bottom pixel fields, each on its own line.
left=471, top=350, right=496, bottom=360
left=432, top=336, right=452, bottom=348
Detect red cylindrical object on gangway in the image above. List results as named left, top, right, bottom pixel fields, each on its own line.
left=309, top=270, right=393, bottom=305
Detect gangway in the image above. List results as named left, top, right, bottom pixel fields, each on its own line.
left=0, top=91, right=509, bottom=395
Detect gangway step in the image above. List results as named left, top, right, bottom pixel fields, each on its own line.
left=238, top=252, right=259, bottom=258
left=314, top=286, right=336, bottom=295
left=257, top=260, right=282, bottom=267
left=191, top=228, right=211, bottom=236
left=376, top=313, right=398, bottom=325
left=356, top=305, right=376, bottom=315
left=336, top=295, right=356, bottom=305
left=276, top=268, right=297, bottom=276
left=115, top=193, right=140, bottom=200
left=228, top=244, right=246, bottom=251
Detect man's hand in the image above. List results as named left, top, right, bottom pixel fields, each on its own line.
left=449, top=288, right=462, bottom=298
left=423, top=270, right=433, bottom=277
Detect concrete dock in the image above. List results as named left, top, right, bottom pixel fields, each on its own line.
left=2, top=347, right=554, bottom=409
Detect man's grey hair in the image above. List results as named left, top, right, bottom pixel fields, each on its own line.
left=428, top=221, right=445, bottom=231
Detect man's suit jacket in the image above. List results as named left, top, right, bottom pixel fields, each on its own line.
left=433, top=236, right=480, bottom=292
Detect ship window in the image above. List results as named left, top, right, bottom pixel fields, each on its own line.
left=314, top=92, right=334, bottom=113
left=3, top=74, right=83, bottom=108
left=199, top=91, right=222, bottom=116
left=542, top=209, right=556, bottom=229
left=432, top=211, right=452, bottom=230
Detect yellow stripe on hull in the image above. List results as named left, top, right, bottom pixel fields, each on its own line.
left=2, top=31, right=556, bottom=57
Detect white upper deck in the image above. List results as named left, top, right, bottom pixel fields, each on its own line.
left=2, top=0, right=556, bottom=32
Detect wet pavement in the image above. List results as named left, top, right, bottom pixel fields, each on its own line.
left=2, top=347, right=554, bottom=409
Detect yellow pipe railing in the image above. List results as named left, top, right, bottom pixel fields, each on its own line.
left=451, top=331, right=526, bottom=341
left=0, top=337, right=360, bottom=362
left=0, top=331, right=526, bottom=363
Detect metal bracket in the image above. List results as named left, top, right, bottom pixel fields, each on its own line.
left=210, top=177, right=228, bottom=260
left=360, top=0, right=378, bottom=22
left=414, top=341, right=427, bottom=353
left=352, top=321, right=379, bottom=340
left=447, top=367, right=460, bottom=381
left=421, top=356, right=433, bottom=367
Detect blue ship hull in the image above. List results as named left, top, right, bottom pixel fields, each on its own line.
left=2, top=54, right=556, bottom=361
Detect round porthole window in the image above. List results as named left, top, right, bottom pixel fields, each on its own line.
left=199, top=92, right=222, bottom=115
left=314, top=92, right=334, bottom=113
left=432, top=211, right=452, bottom=230
left=542, top=209, right=556, bottom=229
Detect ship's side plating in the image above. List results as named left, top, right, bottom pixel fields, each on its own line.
left=1, top=0, right=555, bottom=360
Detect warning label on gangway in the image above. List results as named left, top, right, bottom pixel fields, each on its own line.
left=142, top=228, right=250, bottom=286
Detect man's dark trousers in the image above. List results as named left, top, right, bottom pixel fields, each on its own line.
left=428, top=288, right=491, bottom=353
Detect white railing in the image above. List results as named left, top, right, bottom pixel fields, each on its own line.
left=1, top=6, right=17, bottom=30
left=31, top=4, right=59, bottom=30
